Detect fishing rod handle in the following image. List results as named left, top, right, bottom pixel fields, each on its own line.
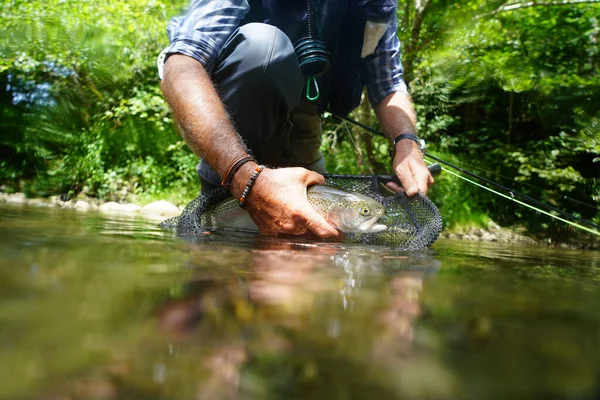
left=427, top=163, right=442, bottom=177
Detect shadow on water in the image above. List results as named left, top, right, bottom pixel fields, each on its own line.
left=1, top=204, right=600, bottom=400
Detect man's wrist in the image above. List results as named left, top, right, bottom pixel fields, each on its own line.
left=393, top=133, right=425, bottom=154
left=230, top=161, right=260, bottom=200
left=392, top=133, right=418, bottom=146
left=221, top=155, right=256, bottom=188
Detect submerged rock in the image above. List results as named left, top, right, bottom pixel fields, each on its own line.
left=141, top=200, right=180, bottom=217
left=481, top=232, right=498, bottom=242
left=27, top=198, right=51, bottom=207
left=4, top=193, right=27, bottom=205
left=98, top=202, right=141, bottom=215
left=74, top=200, right=92, bottom=212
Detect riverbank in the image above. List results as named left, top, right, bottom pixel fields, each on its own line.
left=0, top=191, right=585, bottom=248
left=439, top=222, right=538, bottom=246
left=0, top=192, right=182, bottom=220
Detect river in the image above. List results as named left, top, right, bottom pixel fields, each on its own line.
left=1, top=204, right=599, bottom=400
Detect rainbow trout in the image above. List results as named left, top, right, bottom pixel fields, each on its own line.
left=163, top=185, right=387, bottom=235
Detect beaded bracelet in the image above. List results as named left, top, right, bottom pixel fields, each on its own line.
left=221, top=155, right=255, bottom=188
left=239, top=165, right=265, bottom=208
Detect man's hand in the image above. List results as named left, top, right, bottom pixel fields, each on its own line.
left=231, top=165, right=341, bottom=239
left=386, top=140, right=434, bottom=196
left=373, top=91, right=434, bottom=196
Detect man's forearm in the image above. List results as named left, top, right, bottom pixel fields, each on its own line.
left=373, top=91, right=417, bottom=141
left=161, top=54, right=255, bottom=195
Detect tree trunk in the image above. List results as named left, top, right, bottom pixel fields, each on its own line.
left=508, top=92, right=514, bottom=145
left=590, top=16, right=598, bottom=73
left=403, top=0, right=431, bottom=84
left=358, top=89, right=387, bottom=173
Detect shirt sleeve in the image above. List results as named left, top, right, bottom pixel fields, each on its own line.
left=165, top=0, right=250, bottom=73
left=363, top=11, right=409, bottom=106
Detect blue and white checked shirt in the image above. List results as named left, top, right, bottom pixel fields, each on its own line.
left=165, top=0, right=408, bottom=106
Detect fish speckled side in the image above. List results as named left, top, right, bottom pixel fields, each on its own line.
left=307, top=186, right=386, bottom=233
left=183, top=185, right=387, bottom=234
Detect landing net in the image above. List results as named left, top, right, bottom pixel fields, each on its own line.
left=161, top=175, right=443, bottom=250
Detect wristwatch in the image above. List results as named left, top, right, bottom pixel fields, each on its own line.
left=393, top=133, right=426, bottom=155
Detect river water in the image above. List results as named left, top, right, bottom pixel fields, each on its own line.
left=1, top=204, right=599, bottom=400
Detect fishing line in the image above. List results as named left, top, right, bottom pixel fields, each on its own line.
left=562, top=195, right=600, bottom=213
left=334, top=114, right=600, bottom=233
left=428, top=150, right=600, bottom=212
left=427, top=161, right=600, bottom=237
left=425, top=153, right=600, bottom=231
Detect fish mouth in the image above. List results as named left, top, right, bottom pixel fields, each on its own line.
left=356, top=216, right=387, bottom=233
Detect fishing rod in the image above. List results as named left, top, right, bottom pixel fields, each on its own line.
left=335, top=114, right=600, bottom=236
left=426, top=152, right=600, bottom=212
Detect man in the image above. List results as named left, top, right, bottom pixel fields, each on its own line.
left=160, top=0, right=434, bottom=239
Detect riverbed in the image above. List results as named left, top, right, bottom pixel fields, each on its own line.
left=1, top=204, right=599, bottom=400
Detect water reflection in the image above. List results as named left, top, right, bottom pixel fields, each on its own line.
left=152, top=238, right=449, bottom=399
left=1, top=205, right=600, bottom=399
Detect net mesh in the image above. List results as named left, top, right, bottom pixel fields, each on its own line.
left=161, top=175, right=443, bottom=250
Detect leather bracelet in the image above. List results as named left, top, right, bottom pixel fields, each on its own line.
left=221, top=155, right=255, bottom=188
left=239, top=165, right=265, bottom=208
left=392, top=133, right=426, bottom=154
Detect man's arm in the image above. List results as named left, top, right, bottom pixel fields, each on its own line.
left=161, top=54, right=340, bottom=238
left=373, top=91, right=434, bottom=196
left=361, top=8, right=433, bottom=196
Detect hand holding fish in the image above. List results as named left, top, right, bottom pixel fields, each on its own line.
left=230, top=165, right=342, bottom=239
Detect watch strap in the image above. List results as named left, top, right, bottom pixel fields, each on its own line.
left=392, top=133, right=420, bottom=147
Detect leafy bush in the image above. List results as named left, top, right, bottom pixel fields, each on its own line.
left=0, top=0, right=196, bottom=203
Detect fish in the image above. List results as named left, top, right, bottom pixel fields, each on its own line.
left=192, top=185, right=387, bottom=234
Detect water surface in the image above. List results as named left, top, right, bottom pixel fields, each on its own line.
left=1, top=204, right=599, bottom=400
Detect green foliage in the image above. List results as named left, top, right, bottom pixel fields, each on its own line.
left=397, top=0, right=600, bottom=235
left=0, top=0, right=195, bottom=203
left=321, top=111, right=392, bottom=176
left=424, top=152, right=490, bottom=229
left=322, top=0, right=599, bottom=236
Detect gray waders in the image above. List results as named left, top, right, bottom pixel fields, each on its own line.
left=196, top=23, right=326, bottom=193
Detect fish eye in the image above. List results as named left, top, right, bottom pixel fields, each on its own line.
left=361, top=208, right=370, bottom=215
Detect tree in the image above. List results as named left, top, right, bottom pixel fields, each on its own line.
left=0, top=0, right=197, bottom=202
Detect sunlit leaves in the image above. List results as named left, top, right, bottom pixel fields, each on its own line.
left=395, top=0, right=600, bottom=231
left=0, top=0, right=194, bottom=200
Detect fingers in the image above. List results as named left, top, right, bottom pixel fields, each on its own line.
left=301, top=169, right=326, bottom=186
left=412, top=165, right=434, bottom=196
left=301, top=205, right=341, bottom=239
left=385, top=181, right=405, bottom=193
left=395, top=163, right=420, bottom=197
left=297, top=169, right=341, bottom=238
left=244, top=167, right=340, bottom=239
left=388, top=154, right=433, bottom=197
left=289, top=169, right=340, bottom=239
left=395, top=162, right=434, bottom=197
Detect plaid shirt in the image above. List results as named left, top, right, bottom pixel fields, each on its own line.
left=165, top=0, right=408, bottom=106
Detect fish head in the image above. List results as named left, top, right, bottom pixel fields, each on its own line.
left=327, top=194, right=387, bottom=233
